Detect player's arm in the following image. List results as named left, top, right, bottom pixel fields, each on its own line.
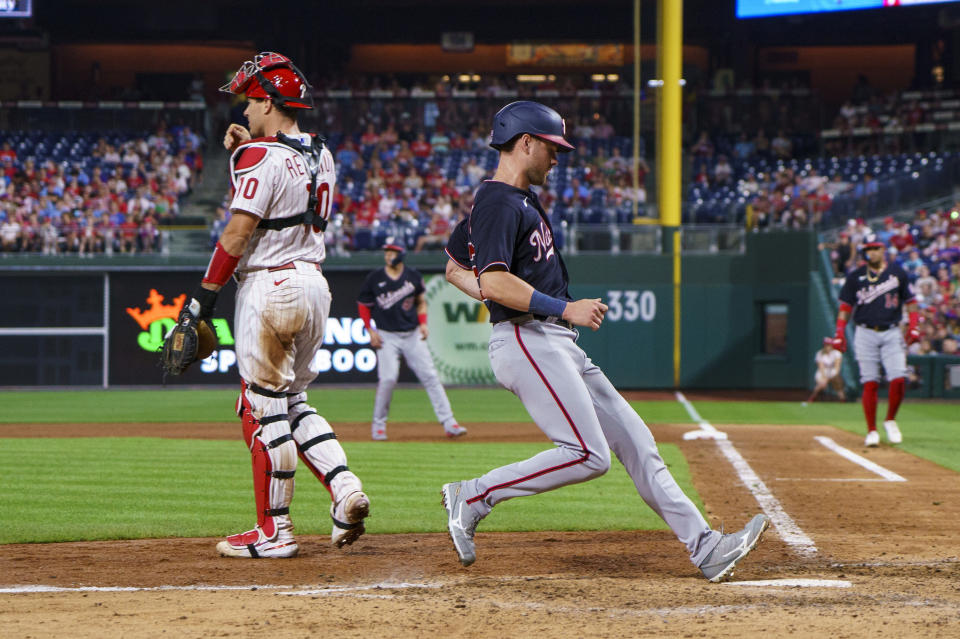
left=478, top=268, right=607, bottom=331
left=201, top=211, right=258, bottom=293
left=832, top=274, right=857, bottom=353
left=415, top=293, right=429, bottom=340
left=830, top=302, right=852, bottom=353
left=356, top=277, right=382, bottom=349
left=901, top=273, right=921, bottom=344
left=181, top=209, right=258, bottom=322
left=445, top=258, right=483, bottom=301
left=904, top=300, right=920, bottom=344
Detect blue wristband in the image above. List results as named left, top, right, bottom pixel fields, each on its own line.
left=529, top=289, right=568, bottom=318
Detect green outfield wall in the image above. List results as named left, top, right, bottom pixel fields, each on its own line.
left=4, top=232, right=958, bottom=391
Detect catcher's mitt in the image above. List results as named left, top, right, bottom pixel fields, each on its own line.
left=161, top=300, right=218, bottom=376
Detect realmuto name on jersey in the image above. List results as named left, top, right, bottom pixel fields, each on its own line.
left=282, top=150, right=334, bottom=179
left=856, top=275, right=900, bottom=306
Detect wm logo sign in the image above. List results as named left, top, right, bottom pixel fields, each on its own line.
left=443, top=302, right=489, bottom=323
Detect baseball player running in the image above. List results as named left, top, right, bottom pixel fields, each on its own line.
left=807, top=337, right=846, bottom=403
left=832, top=235, right=919, bottom=446
left=440, top=101, right=769, bottom=582
left=185, top=52, right=369, bottom=558
left=356, top=239, right=466, bottom=440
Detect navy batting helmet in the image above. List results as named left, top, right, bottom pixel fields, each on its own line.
left=860, top=233, right=885, bottom=255
left=489, top=101, right=575, bottom=152
left=383, top=237, right=405, bottom=266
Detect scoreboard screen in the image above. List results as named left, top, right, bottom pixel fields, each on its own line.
left=0, top=0, right=31, bottom=18
left=737, top=0, right=959, bottom=19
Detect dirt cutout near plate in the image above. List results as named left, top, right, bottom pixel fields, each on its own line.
left=2, top=421, right=959, bottom=638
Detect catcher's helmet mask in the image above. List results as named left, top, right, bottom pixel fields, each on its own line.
left=489, top=101, right=575, bottom=153
left=220, top=52, right=313, bottom=109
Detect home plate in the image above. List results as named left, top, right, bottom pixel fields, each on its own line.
left=682, top=430, right=728, bottom=440
left=726, top=579, right=851, bottom=588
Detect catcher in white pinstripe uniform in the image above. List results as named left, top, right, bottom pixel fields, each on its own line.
left=184, top=52, right=369, bottom=558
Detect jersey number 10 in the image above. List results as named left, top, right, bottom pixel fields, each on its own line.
left=235, top=177, right=333, bottom=233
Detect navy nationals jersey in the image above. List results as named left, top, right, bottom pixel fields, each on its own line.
left=465, top=180, right=571, bottom=323
left=838, top=263, right=916, bottom=327
left=357, top=266, right=425, bottom=332
left=445, top=217, right=470, bottom=269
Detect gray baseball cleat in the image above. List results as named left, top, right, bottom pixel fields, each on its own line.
left=441, top=481, right=483, bottom=566
left=699, top=513, right=770, bottom=583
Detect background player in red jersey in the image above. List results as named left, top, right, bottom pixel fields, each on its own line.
left=832, top=235, right=919, bottom=446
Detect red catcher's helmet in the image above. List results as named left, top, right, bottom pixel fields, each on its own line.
left=220, top=52, right=313, bottom=109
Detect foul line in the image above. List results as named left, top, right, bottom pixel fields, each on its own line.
left=0, top=582, right=440, bottom=595
left=814, top=436, right=907, bottom=482
left=676, top=391, right=727, bottom=440
left=675, top=392, right=818, bottom=557
left=725, top=578, right=851, bottom=588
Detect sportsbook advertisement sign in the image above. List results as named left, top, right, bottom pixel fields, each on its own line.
left=109, top=271, right=421, bottom=385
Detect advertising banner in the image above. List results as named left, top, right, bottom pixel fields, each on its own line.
left=109, top=270, right=426, bottom=386
left=423, top=274, right=495, bottom=385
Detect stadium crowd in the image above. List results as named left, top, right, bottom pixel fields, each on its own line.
left=0, top=122, right=204, bottom=255
left=825, top=209, right=960, bottom=355
left=7, top=71, right=959, bottom=256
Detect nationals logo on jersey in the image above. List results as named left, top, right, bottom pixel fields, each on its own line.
left=528, top=219, right=554, bottom=263
left=855, top=274, right=902, bottom=306
left=375, top=280, right=417, bottom=310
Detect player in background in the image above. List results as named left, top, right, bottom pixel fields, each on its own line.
left=831, top=235, right=919, bottom=446
left=806, top=337, right=846, bottom=403
left=440, top=101, right=768, bottom=582
left=356, top=238, right=466, bottom=440
left=186, top=52, right=369, bottom=558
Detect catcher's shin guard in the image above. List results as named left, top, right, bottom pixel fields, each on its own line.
left=287, top=392, right=368, bottom=547
left=287, top=392, right=362, bottom=497
left=238, top=382, right=297, bottom=541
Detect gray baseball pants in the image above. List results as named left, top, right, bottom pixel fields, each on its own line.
left=373, top=328, right=456, bottom=430
left=853, top=325, right=908, bottom=383
left=458, top=319, right=720, bottom=567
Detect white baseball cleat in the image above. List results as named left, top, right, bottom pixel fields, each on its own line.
left=445, top=423, right=468, bottom=438
left=216, top=526, right=298, bottom=558
left=331, top=490, right=370, bottom=548
left=883, top=420, right=902, bottom=444
left=864, top=430, right=880, bottom=447
left=371, top=426, right=387, bottom=441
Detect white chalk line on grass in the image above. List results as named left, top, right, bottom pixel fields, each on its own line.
left=675, top=392, right=818, bottom=557
left=677, top=392, right=728, bottom=440
left=0, top=582, right=440, bottom=596
left=814, top=436, right=907, bottom=482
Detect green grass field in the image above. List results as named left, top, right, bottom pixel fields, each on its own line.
left=2, top=388, right=957, bottom=544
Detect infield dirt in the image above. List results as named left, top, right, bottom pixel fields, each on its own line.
left=2, top=421, right=958, bottom=638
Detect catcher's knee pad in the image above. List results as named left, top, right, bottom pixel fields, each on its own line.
left=239, top=382, right=297, bottom=535
left=287, top=393, right=359, bottom=497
